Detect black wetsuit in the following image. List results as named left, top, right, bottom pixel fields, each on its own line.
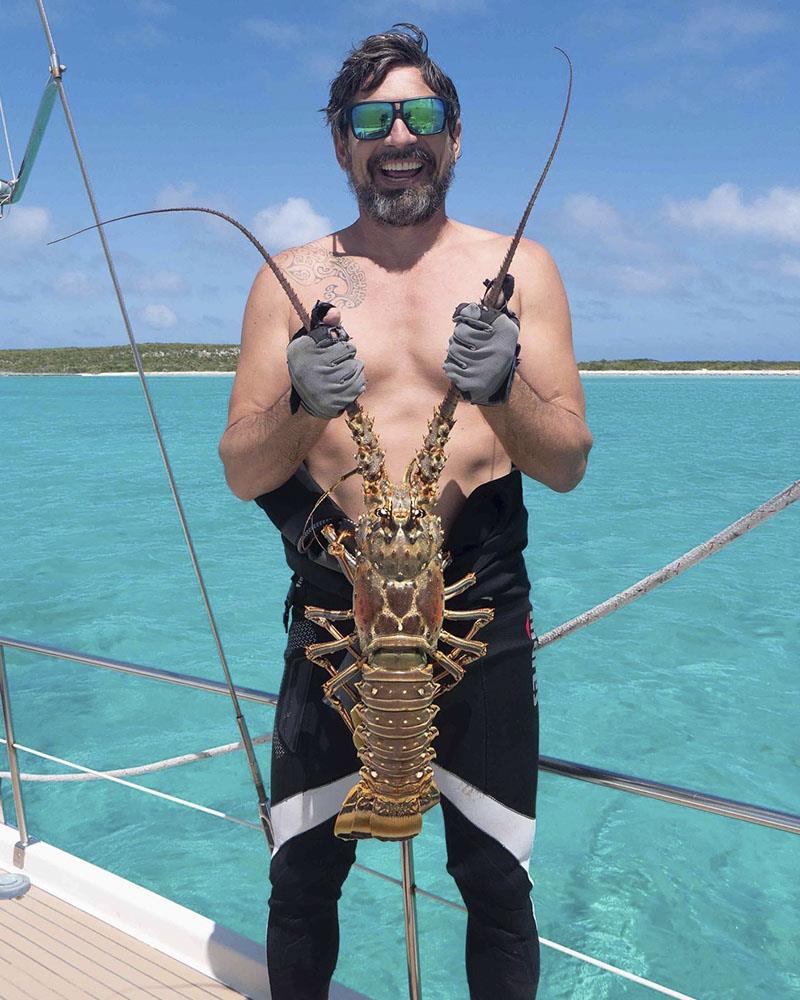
left=256, top=468, right=540, bottom=999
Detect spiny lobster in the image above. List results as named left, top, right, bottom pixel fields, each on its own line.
left=50, top=48, right=572, bottom=843
left=303, top=390, right=494, bottom=840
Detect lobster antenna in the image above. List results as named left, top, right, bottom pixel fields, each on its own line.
left=49, top=206, right=312, bottom=330
left=483, top=46, right=573, bottom=310
left=414, top=46, right=574, bottom=483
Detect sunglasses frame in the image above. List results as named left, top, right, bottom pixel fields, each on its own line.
left=347, top=97, right=451, bottom=141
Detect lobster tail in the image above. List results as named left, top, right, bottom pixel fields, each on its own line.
left=333, top=661, right=442, bottom=840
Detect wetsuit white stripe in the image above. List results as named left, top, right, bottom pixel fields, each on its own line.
left=433, top=764, right=536, bottom=879
left=270, top=772, right=360, bottom=856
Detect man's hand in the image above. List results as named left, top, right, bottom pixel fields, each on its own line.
left=287, top=301, right=366, bottom=419
left=443, top=301, right=520, bottom=405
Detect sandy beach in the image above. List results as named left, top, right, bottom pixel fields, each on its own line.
left=579, top=369, right=800, bottom=376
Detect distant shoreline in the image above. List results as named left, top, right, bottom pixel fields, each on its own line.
left=579, top=369, right=800, bottom=376
left=1, top=344, right=799, bottom=377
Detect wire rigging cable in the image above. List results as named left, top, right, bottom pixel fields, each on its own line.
left=31, top=0, right=273, bottom=849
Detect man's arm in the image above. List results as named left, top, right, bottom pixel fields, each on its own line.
left=480, top=240, right=592, bottom=492
left=218, top=263, right=328, bottom=501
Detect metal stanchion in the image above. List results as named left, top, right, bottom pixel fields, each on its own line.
left=400, top=839, right=423, bottom=1000
left=0, top=645, right=32, bottom=865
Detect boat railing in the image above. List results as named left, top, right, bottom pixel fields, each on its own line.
left=2, top=631, right=799, bottom=1000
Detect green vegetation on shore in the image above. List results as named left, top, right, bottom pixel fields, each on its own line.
left=0, top=344, right=798, bottom=374
left=0, top=343, right=240, bottom=373
left=578, top=358, right=800, bottom=371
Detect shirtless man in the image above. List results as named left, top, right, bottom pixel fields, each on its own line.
left=220, top=24, right=591, bottom=1000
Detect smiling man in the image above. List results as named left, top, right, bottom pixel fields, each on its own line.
left=219, top=23, right=591, bottom=1000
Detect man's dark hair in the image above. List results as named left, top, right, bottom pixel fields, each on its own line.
left=324, top=23, right=461, bottom=139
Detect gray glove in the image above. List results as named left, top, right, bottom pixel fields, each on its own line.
left=287, top=302, right=365, bottom=419
left=443, top=301, right=520, bottom=405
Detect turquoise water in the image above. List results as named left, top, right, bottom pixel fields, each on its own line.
left=1, top=374, right=798, bottom=999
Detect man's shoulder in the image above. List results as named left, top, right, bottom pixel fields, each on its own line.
left=270, top=234, right=337, bottom=276
left=448, top=220, right=554, bottom=266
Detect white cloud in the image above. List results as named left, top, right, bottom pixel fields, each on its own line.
left=601, top=264, right=675, bottom=295
left=154, top=182, right=198, bottom=209
left=667, top=184, right=800, bottom=244
left=682, top=5, right=784, bottom=53
left=130, top=269, right=187, bottom=294
left=51, top=270, right=97, bottom=298
left=253, top=197, right=332, bottom=252
left=151, top=182, right=238, bottom=242
left=561, top=193, right=654, bottom=255
left=563, top=193, right=622, bottom=231
left=141, top=303, right=178, bottom=329
left=0, top=205, right=51, bottom=249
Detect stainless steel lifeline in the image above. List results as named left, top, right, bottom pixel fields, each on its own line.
left=2, top=632, right=798, bottom=1000
left=2, top=634, right=799, bottom=837
left=0, top=647, right=30, bottom=865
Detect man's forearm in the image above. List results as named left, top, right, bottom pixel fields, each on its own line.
left=480, top=374, right=592, bottom=492
left=219, top=390, right=328, bottom=500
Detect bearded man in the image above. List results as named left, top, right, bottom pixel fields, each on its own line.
left=219, top=23, right=591, bottom=1000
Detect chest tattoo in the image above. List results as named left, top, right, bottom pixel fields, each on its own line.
left=283, top=244, right=367, bottom=309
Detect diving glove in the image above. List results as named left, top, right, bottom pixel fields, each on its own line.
left=443, top=299, right=520, bottom=405
left=287, top=300, right=365, bottom=419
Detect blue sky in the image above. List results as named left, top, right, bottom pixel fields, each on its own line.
left=1, top=0, right=798, bottom=359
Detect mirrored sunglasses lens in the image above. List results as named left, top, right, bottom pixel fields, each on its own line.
left=404, top=98, right=445, bottom=135
left=352, top=103, right=392, bottom=138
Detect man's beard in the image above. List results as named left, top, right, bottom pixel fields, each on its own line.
left=345, top=146, right=456, bottom=227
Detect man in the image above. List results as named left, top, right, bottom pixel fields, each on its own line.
left=219, top=23, right=591, bottom=1000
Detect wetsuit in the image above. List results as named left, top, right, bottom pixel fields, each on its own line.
left=256, top=467, right=539, bottom=999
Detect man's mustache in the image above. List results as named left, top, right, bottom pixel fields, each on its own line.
left=369, top=149, right=434, bottom=170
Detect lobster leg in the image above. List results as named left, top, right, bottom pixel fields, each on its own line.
left=443, top=607, right=494, bottom=622
left=305, top=605, right=354, bottom=622
left=440, top=630, right=488, bottom=658
left=322, top=658, right=364, bottom=698
left=443, top=572, right=477, bottom=599
left=306, top=633, right=358, bottom=660
left=433, top=648, right=465, bottom=683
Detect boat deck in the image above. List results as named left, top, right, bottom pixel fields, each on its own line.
left=0, top=868, right=245, bottom=999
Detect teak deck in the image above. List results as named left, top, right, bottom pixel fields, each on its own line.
left=0, top=869, right=245, bottom=999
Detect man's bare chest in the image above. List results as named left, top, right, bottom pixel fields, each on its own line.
left=285, top=246, right=503, bottom=389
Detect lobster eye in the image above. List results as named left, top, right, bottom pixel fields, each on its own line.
left=376, top=506, right=391, bottom=518
left=410, top=507, right=424, bottom=519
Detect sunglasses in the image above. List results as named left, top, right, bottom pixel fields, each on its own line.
left=348, top=97, right=450, bottom=140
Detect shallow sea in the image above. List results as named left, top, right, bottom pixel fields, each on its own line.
left=1, top=374, right=798, bottom=999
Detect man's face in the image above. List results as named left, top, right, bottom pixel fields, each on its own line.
left=335, top=65, right=461, bottom=227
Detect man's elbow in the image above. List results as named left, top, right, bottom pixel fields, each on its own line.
left=544, top=429, right=593, bottom=493
left=218, top=433, right=294, bottom=500
left=218, top=433, right=259, bottom=501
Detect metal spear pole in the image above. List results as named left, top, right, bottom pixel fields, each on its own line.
left=0, top=646, right=32, bottom=866
left=401, top=839, right=423, bottom=1000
